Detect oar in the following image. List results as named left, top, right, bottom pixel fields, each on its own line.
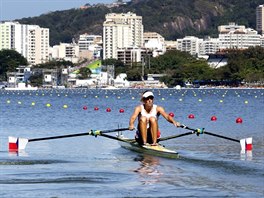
left=8, top=127, right=129, bottom=151
left=180, top=125, right=253, bottom=152
left=159, top=131, right=195, bottom=141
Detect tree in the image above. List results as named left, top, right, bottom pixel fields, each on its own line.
left=0, top=49, right=28, bottom=81
left=78, top=67, right=92, bottom=79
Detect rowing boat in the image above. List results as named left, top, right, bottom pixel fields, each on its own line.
left=117, top=134, right=179, bottom=159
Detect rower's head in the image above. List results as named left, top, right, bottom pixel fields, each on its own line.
left=141, top=91, right=154, bottom=103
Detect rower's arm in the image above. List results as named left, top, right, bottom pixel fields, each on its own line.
left=157, top=106, right=181, bottom=127
left=129, top=106, right=140, bottom=130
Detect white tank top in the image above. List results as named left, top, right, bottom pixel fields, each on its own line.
left=138, top=105, right=159, bottom=128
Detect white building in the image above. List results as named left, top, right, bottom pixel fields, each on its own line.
left=78, top=34, right=102, bottom=51
left=143, top=32, right=166, bottom=56
left=256, top=5, right=264, bottom=35
left=51, top=43, right=79, bottom=63
left=103, top=12, right=143, bottom=59
left=199, top=37, right=219, bottom=55
left=78, top=34, right=102, bottom=59
left=0, top=21, right=49, bottom=65
left=177, top=36, right=203, bottom=56
left=218, top=23, right=261, bottom=49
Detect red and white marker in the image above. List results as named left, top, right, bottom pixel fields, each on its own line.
left=8, top=136, right=28, bottom=151
left=240, top=137, right=253, bottom=153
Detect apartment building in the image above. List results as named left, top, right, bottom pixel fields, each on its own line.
left=177, top=36, right=203, bottom=56
left=256, top=5, right=264, bottom=34
left=218, top=23, right=261, bottom=49
left=0, top=21, right=49, bottom=65
left=51, top=43, right=79, bottom=63
left=103, top=12, right=143, bottom=59
left=143, top=32, right=166, bottom=56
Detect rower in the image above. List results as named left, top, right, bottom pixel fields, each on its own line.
left=129, top=90, right=181, bottom=146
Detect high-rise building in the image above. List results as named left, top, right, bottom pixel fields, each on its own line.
left=256, top=5, right=264, bottom=34
left=103, top=12, right=143, bottom=59
left=0, top=21, right=49, bottom=65
left=218, top=23, right=261, bottom=49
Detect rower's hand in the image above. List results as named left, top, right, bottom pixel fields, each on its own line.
left=129, top=125, right=135, bottom=131
left=173, top=121, right=181, bottom=127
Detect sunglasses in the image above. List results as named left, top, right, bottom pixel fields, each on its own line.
left=144, top=96, right=154, bottom=100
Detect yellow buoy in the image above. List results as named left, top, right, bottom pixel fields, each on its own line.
left=31, top=102, right=35, bottom=106
left=46, top=103, right=51, bottom=107
left=63, top=104, right=68, bottom=108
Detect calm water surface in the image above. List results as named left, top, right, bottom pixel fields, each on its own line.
left=0, top=88, right=263, bottom=197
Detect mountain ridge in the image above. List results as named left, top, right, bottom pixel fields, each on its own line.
left=16, top=0, right=263, bottom=46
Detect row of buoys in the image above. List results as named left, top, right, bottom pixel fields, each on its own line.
left=187, top=114, right=243, bottom=123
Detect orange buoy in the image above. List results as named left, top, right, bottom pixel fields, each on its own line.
left=83, top=106, right=88, bottom=110
left=188, top=114, right=195, bottom=119
left=119, top=108, right=124, bottom=113
left=169, top=112, right=174, bottom=117
left=236, top=117, right=243, bottom=123
left=106, top=108, right=111, bottom=112
left=211, top=116, right=217, bottom=121
left=94, top=106, right=99, bottom=111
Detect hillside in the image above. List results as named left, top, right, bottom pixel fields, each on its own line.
left=17, top=0, right=263, bottom=46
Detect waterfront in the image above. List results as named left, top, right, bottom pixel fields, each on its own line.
left=0, top=88, right=263, bottom=197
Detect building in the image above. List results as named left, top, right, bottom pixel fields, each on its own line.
left=0, top=21, right=49, bottom=65
left=199, top=37, right=219, bottom=55
left=51, top=43, right=79, bottom=63
left=78, top=34, right=102, bottom=59
left=256, top=5, right=264, bottom=35
left=177, top=36, right=203, bottom=56
left=218, top=23, right=261, bottom=49
left=103, top=12, right=143, bottom=59
left=143, top=32, right=166, bottom=56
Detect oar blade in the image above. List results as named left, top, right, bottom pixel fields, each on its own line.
left=8, top=136, right=29, bottom=151
left=240, top=137, right=253, bottom=153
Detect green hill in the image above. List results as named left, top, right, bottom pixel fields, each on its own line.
left=16, top=0, right=263, bottom=46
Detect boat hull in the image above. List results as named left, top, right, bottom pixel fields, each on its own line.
left=118, top=137, right=179, bottom=159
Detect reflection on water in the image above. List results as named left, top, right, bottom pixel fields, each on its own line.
left=134, top=155, right=163, bottom=184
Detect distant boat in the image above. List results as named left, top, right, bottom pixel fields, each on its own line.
left=5, top=83, right=38, bottom=91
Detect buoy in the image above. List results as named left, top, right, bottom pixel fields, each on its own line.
left=83, top=106, right=88, bottom=110
left=106, top=108, right=111, bottom=112
left=94, top=106, right=99, bottom=111
left=169, top=112, right=174, bottom=117
left=119, top=108, right=124, bottom=113
left=211, top=116, right=217, bottom=121
left=46, top=103, right=51, bottom=107
left=31, top=102, right=35, bottom=106
left=188, top=114, right=195, bottom=119
left=236, top=117, right=243, bottom=123
left=245, top=100, right=248, bottom=104
left=63, top=104, right=68, bottom=109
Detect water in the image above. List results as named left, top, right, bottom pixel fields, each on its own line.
left=0, top=88, right=263, bottom=197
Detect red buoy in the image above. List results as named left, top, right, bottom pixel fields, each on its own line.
left=119, top=108, right=124, bottom=113
left=188, top=114, right=195, bottom=119
left=106, top=108, right=111, bottom=112
left=94, top=106, right=99, bottom=111
left=169, top=112, right=174, bottom=117
left=83, top=106, right=88, bottom=110
left=236, top=117, right=243, bottom=123
left=211, top=116, right=217, bottom=121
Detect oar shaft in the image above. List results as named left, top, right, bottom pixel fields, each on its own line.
left=182, top=125, right=240, bottom=143
left=204, top=131, right=240, bottom=143
left=28, top=128, right=129, bottom=142
left=159, top=132, right=195, bottom=141
left=29, top=132, right=88, bottom=142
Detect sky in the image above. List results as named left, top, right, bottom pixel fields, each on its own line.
left=0, top=0, right=115, bottom=21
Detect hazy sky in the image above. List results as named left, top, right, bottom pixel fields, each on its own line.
left=0, top=0, right=115, bottom=21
